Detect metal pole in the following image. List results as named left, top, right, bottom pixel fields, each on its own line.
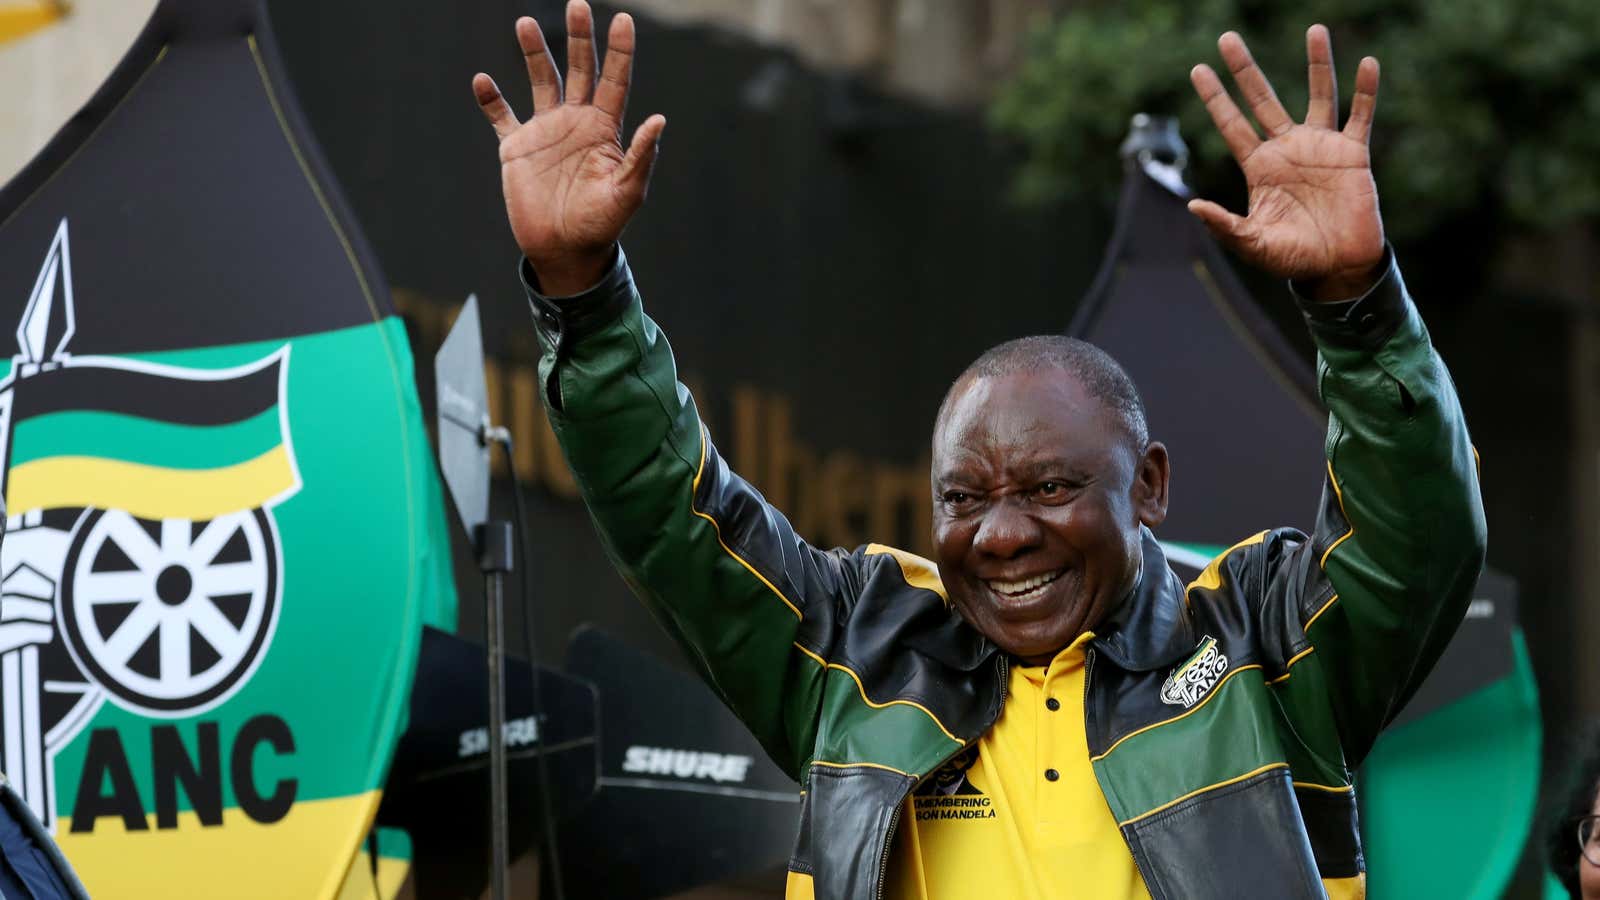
left=478, top=521, right=513, bottom=900
left=486, top=570, right=508, bottom=900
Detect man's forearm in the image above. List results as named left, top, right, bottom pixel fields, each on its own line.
left=1291, top=250, right=1486, bottom=751
left=524, top=250, right=837, bottom=777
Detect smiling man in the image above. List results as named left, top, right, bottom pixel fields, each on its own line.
left=473, top=4, right=1485, bottom=898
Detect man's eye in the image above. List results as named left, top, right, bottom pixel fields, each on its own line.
left=941, top=491, right=975, bottom=507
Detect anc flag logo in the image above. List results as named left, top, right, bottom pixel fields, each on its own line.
left=0, top=220, right=300, bottom=832
left=5, top=349, right=299, bottom=521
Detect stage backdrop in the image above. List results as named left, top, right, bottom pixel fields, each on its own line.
left=0, top=0, right=456, bottom=896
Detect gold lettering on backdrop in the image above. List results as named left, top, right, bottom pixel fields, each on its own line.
left=484, top=357, right=506, bottom=477
left=762, top=395, right=818, bottom=540
left=731, top=386, right=764, bottom=486
left=816, top=452, right=866, bottom=545
left=390, top=288, right=935, bottom=555
left=509, top=367, right=538, bottom=480
left=733, top=387, right=933, bottom=556
left=869, top=455, right=933, bottom=556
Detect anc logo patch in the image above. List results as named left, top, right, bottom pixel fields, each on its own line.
left=1160, top=635, right=1229, bottom=709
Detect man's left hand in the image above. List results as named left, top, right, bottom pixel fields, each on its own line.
left=1188, top=25, right=1385, bottom=301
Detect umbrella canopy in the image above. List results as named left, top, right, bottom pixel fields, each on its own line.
left=0, top=0, right=457, bottom=895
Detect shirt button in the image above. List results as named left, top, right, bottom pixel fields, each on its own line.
left=1044, top=769, right=1059, bottom=782
left=1045, top=698, right=1060, bottom=711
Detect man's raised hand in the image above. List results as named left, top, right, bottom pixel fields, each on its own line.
left=473, top=1, right=665, bottom=296
left=1188, top=26, right=1385, bottom=301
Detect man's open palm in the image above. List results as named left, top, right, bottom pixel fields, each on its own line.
left=1189, top=26, right=1385, bottom=298
left=474, top=1, right=665, bottom=295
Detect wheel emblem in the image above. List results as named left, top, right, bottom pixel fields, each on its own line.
left=60, top=508, right=280, bottom=714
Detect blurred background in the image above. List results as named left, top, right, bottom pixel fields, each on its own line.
left=2, top=0, right=1596, bottom=897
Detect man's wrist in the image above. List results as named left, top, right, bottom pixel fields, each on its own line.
left=1290, top=245, right=1406, bottom=353
left=521, top=245, right=633, bottom=350
left=1299, top=260, right=1387, bottom=303
left=526, top=245, right=617, bottom=298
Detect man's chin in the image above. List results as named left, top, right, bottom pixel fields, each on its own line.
left=991, top=626, right=1080, bottom=664
left=951, top=590, right=1093, bottom=660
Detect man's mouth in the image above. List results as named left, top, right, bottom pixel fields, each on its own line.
left=984, top=569, right=1064, bottom=601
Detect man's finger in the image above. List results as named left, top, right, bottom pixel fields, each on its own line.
left=565, top=0, right=599, bottom=104
left=1218, top=31, right=1293, bottom=138
left=516, top=16, right=562, bottom=113
left=1343, top=56, right=1380, bottom=144
left=473, top=73, right=520, bottom=140
left=593, top=13, right=636, bottom=122
left=1190, top=64, right=1261, bottom=164
left=1187, top=198, right=1247, bottom=235
left=616, top=114, right=666, bottom=198
left=1305, top=24, right=1338, bottom=129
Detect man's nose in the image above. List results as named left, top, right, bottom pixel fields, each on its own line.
left=972, top=498, right=1043, bottom=559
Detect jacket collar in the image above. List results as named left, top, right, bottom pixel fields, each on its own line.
left=1091, top=527, right=1198, bottom=672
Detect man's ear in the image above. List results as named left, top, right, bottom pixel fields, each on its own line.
left=1134, top=441, right=1170, bottom=528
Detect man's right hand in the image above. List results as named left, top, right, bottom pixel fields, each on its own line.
left=473, top=0, right=665, bottom=297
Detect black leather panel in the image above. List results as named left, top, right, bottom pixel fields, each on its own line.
left=1091, top=532, right=1268, bottom=759
left=1295, top=784, right=1363, bottom=879
left=832, top=555, right=1003, bottom=743
left=805, top=764, right=914, bottom=900
left=1125, top=768, right=1323, bottom=900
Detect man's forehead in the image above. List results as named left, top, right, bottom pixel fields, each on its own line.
left=937, top=367, right=1100, bottom=433
left=933, top=369, right=1122, bottom=466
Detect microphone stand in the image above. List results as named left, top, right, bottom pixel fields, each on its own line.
left=474, top=424, right=515, bottom=900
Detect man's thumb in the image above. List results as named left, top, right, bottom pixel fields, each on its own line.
left=617, top=114, right=667, bottom=195
left=1187, top=199, right=1247, bottom=242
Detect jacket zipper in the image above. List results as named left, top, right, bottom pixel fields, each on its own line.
left=873, top=653, right=1010, bottom=900
left=1084, top=646, right=1155, bottom=898
left=873, top=789, right=906, bottom=900
left=997, top=653, right=1010, bottom=705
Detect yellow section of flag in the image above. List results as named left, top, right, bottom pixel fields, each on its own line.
left=56, top=790, right=382, bottom=900
left=6, top=444, right=297, bottom=519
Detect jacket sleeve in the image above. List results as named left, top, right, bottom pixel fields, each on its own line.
left=525, top=249, right=847, bottom=779
left=1263, top=248, right=1487, bottom=767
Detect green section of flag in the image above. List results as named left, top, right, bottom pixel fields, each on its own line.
left=9, top=407, right=282, bottom=469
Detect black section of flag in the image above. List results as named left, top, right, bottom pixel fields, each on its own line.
left=10, top=360, right=279, bottom=427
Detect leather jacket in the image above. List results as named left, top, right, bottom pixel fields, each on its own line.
left=526, top=247, right=1485, bottom=899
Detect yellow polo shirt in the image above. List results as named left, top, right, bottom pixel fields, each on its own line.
left=886, top=633, right=1149, bottom=899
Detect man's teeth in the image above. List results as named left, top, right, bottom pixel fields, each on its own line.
left=987, top=570, right=1064, bottom=597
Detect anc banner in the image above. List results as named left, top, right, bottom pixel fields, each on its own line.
left=0, top=0, right=457, bottom=896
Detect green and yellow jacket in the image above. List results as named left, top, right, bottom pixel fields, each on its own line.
left=526, top=248, right=1485, bottom=900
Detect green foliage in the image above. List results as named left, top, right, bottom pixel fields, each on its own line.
left=991, top=0, right=1600, bottom=238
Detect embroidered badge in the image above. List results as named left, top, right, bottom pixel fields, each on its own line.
left=1160, top=635, right=1229, bottom=708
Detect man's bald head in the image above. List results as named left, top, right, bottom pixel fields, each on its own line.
left=936, top=335, right=1149, bottom=454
